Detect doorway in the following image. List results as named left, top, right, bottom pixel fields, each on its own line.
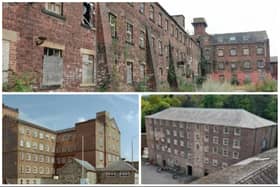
left=187, top=165, right=192, bottom=176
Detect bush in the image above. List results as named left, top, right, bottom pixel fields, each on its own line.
left=3, top=72, right=34, bottom=92
left=256, top=78, right=277, bottom=92
left=198, top=79, right=234, bottom=92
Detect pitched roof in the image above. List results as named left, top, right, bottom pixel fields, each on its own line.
left=211, top=31, right=268, bottom=45
left=146, top=107, right=276, bottom=128
left=191, top=148, right=277, bottom=184
left=103, top=160, right=137, bottom=172
left=73, top=158, right=96, bottom=171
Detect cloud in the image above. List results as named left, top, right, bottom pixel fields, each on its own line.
left=77, top=117, right=86, bottom=123
left=123, top=110, right=137, bottom=123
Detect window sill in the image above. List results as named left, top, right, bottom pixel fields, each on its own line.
left=81, top=23, right=96, bottom=31
left=80, top=83, right=96, bottom=87
left=41, top=9, right=66, bottom=21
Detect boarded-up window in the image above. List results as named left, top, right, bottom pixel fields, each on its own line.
left=82, top=54, right=95, bottom=84
left=2, top=40, right=9, bottom=83
left=45, top=3, right=63, bottom=15
left=126, top=62, right=133, bottom=84
left=42, top=48, right=63, bottom=86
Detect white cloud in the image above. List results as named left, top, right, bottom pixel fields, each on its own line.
left=77, top=117, right=86, bottom=123
left=123, top=110, right=137, bottom=122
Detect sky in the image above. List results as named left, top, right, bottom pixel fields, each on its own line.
left=159, top=0, right=279, bottom=57
left=3, top=94, right=139, bottom=161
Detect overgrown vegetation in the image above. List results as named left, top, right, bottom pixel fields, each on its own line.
left=198, top=79, right=234, bottom=92
left=141, top=95, right=277, bottom=132
left=3, top=72, right=34, bottom=92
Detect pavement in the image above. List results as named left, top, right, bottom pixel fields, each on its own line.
left=141, top=162, right=183, bottom=184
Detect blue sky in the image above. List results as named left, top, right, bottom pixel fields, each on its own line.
left=3, top=94, right=139, bottom=161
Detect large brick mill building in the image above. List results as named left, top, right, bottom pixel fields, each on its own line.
left=145, top=107, right=277, bottom=177
left=2, top=2, right=201, bottom=91
left=192, top=18, right=272, bottom=84
left=2, top=104, right=121, bottom=184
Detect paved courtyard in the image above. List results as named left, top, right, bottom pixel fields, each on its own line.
left=142, top=161, right=196, bottom=184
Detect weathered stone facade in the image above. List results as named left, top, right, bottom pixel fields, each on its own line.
left=145, top=108, right=277, bottom=178
left=192, top=18, right=272, bottom=84
left=2, top=2, right=201, bottom=91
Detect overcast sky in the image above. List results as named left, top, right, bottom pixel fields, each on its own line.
left=159, top=0, right=279, bottom=57
left=3, top=95, right=139, bottom=161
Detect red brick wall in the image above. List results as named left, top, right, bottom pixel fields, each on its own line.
left=3, top=3, right=96, bottom=91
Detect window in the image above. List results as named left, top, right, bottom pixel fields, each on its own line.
left=204, top=125, right=209, bottom=132
left=139, top=3, right=145, bottom=14
left=33, top=154, right=38, bottom=162
left=45, top=144, right=49, bottom=152
left=25, top=141, right=31, bottom=148
left=126, top=62, right=133, bottom=84
left=45, top=167, right=50, bottom=174
left=82, top=3, right=94, bottom=27
left=196, top=134, right=200, bottom=140
left=213, top=126, right=218, bottom=133
left=158, top=13, right=162, bottom=27
left=257, top=47, right=264, bottom=55
left=126, top=22, right=133, bottom=43
left=233, top=151, right=239, bottom=159
left=173, top=130, right=177, bottom=137
left=164, top=19, right=168, bottom=31
left=223, top=138, right=229, bottom=146
left=217, top=49, right=224, bottom=57
left=204, top=135, right=209, bottom=142
left=39, top=143, right=44, bottom=151
left=39, top=155, right=44, bottom=162
left=175, top=28, right=179, bottom=39
left=223, top=149, right=229, bottom=157
left=39, top=167, right=44, bottom=174
left=224, top=127, right=229, bottom=134
left=231, top=63, right=237, bottom=70
left=196, top=144, right=200, bottom=150
left=218, top=62, right=224, bottom=70
left=109, top=13, right=117, bottom=38
left=120, top=171, right=129, bottom=176
left=140, top=64, right=145, bottom=79
left=149, top=5, right=154, bottom=20
left=230, top=48, right=237, bottom=56
left=39, top=132, right=44, bottom=139
left=171, top=24, right=174, bottom=36
left=174, top=149, right=178, bottom=155
left=234, top=128, right=241, bottom=136
left=229, top=36, right=236, bottom=41
left=26, top=129, right=30, bottom=135
left=20, top=140, right=24, bottom=147
left=233, top=139, right=240, bottom=149
left=180, top=140, right=184, bottom=147
left=257, top=60, right=265, bottom=68
left=166, top=129, right=170, bottom=135
left=212, top=159, right=218, bottom=167
left=243, top=48, right=250, bottom=55
left=158, top=40, right=163, bottom=55
left=139, top=31, right=145, bottom=48
left=167, top=147, right=171, bottom=153
left=213, top=136, right=219, bottom=144
left=33, top=131, right=38, bottom=138
left=173, top=139, right=178, bottom=145
left=212, top=147, right=218, bottom=154
left=204, top=157, right=209, bottom=164
left=82, top=54, right=95, bottom=84
left=33, top=167, right=38, bottom=174
left=25, top=166, right=31, bottom=173
left=32, top=142, right=38, bottom=149
left=45, top=3, right=63, bottom=16
left=243, top=61, right=251, bottom=69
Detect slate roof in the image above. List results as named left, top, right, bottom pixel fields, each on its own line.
left=211, top=31, right=268, bottom=45
left=191, top=148, right=277, bottom=184
left=73, top=158, right=96, bottom=171
left=146, top=107, right=276, bottom=128
left=102, top=160, right=137, bottom=172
